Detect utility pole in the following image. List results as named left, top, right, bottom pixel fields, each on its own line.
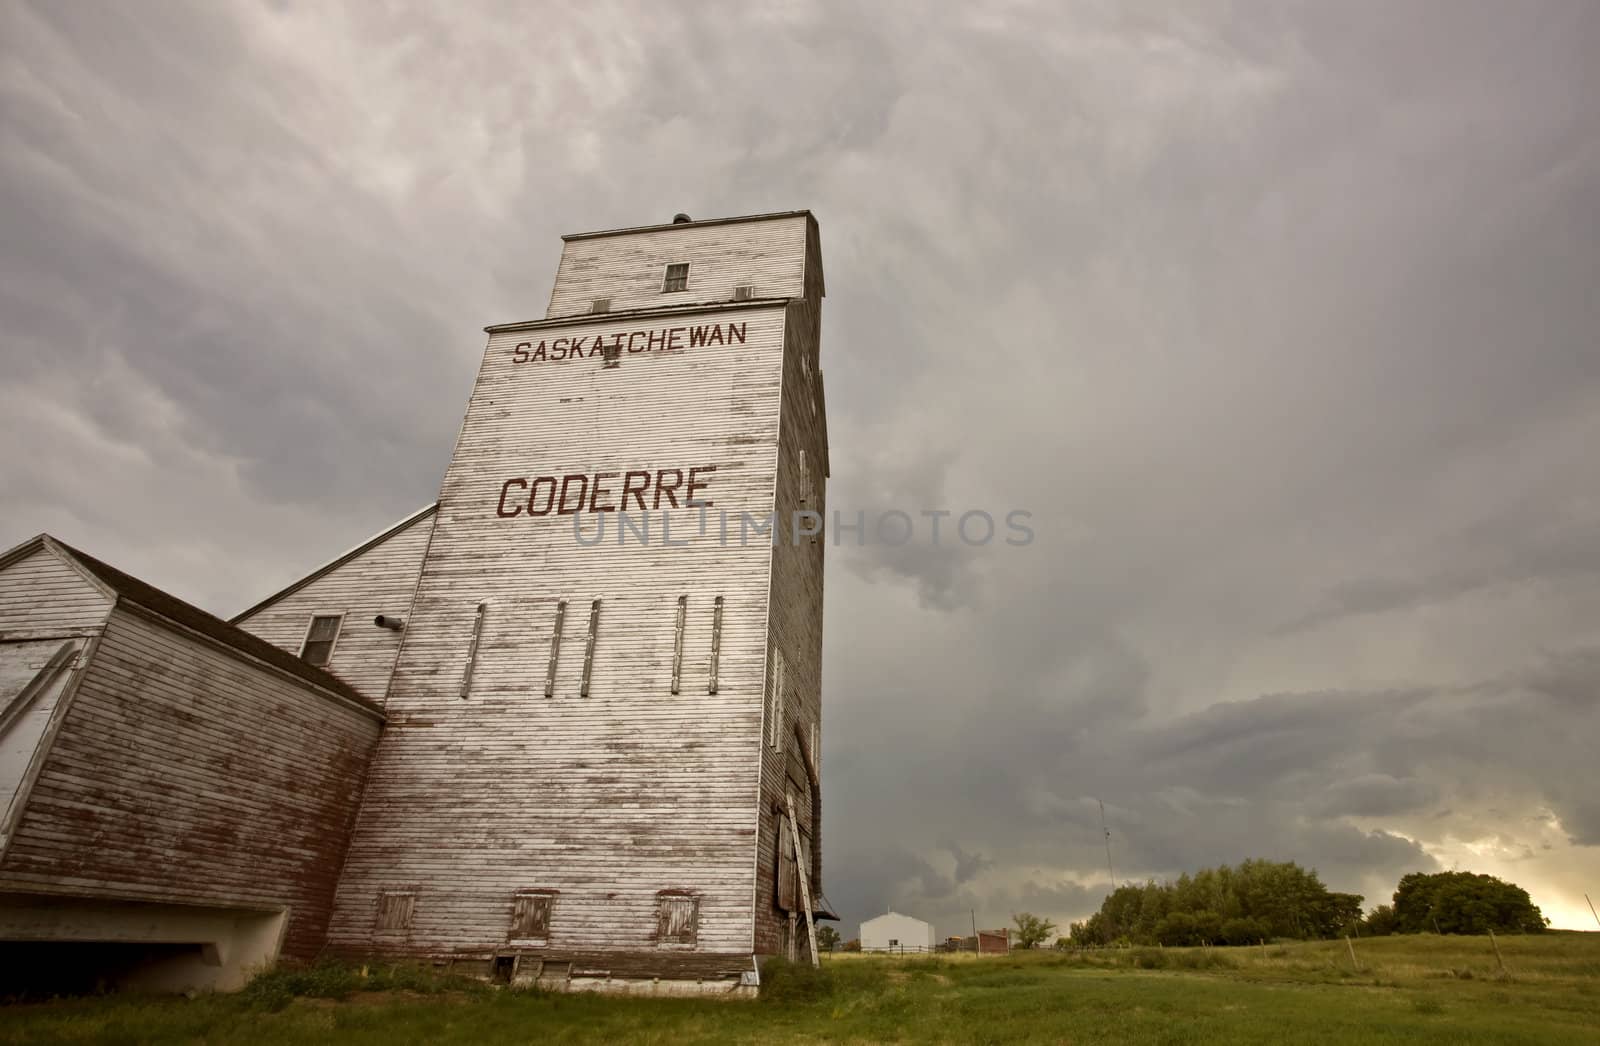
left=971, top=909, right=978, bottom=956
left=1586, top=893, right=1600, bottom=931
left=1099, top=799, right=1115, bottom=888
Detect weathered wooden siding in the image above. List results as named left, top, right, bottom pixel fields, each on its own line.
left=547, top=214, right=809, bottom=319
left=328, top=301, right=789, bottom=961
left=754, top=293, right=829, bottom=956
left=0, top=605, right=383, bottom=959
left=0, top=543, right=110, bottom=851
left=234, top=508, right=437, bottom=701
left=1, top=639, right=88, bottom=843
left=322, top=213, right=827, bottom=973
left=0, top=546, right=111, bottom=638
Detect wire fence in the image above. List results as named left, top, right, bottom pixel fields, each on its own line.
left=847, top=936, right=1011, bottom=956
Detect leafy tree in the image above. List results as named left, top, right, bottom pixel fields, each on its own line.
left=1011, top=912, right=1058, bottom=949
left=1392, top=872, right=1546, bottom=935
left=1309, top=892, right=1365, bottom=938
left=1157, top=910, right=1223, bottom=946
left=1068, top=916, right=1107, bottom=946
left=1156, top=912, right=1199, bottom=947
left=1219, top=917, right=1270, bottom=946
left=815, top=925, right=841, bottom=953
left=1362, top=904, right=1399, bottom=937
left=842, top=938, right=861, bottom=952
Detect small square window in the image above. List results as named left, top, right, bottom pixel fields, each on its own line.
left=662, top=263, right=689, bottom=293
left=510, top=890, right=556, bottom=942
left=300, top=614, right=343, bottom=667
left=591, top=297, right=611, bottom=313
left=375, top=891, right=415, bottom=932
left=656, top=891, right=699, bottom=948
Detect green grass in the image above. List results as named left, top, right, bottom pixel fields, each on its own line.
left=4, top=932, right=1598, bottom=1044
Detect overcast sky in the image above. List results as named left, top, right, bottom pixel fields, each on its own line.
left=4, top=1, right=1598, bottom=935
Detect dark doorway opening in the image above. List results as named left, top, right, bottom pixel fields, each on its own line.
left=0, top=941, right=207, bottom=1001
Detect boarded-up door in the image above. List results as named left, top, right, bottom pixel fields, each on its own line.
left=777, top=813, right=815, bottom=913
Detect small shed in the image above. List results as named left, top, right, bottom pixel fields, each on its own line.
left=977, top=928, right=1011, bottom=954
left=860, top=911, right=936, bottom=953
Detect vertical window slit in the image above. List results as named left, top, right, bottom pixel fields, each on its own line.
left=707, top=596, right=723, bottom=694
left=767, top=648, right=787, bottom=750
left=459, top=603, right=486, bottom=700
left=580, top=598, right=601, bottom=697
left=671, top=595, right=687, bottom=695
left=544, top=600, right=566, bottom=698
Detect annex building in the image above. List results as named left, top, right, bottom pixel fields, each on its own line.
left=0, top=210, right=832, bottom=996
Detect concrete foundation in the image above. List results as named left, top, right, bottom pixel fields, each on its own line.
left=0, top=893, right=287, bottom=993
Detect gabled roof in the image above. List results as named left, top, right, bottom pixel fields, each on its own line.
left=863, top=910, right=929, bottom=924
left=0, top=533, right=117, bottom=606
left=0, top=534, right=382, bottom=718
left=229, top=503, right=438, bottom=624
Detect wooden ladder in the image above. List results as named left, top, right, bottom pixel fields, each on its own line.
left=784, top=792, right=820, bottom=968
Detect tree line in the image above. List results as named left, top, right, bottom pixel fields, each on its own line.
left=1059, top=861, right=1545, bottom=948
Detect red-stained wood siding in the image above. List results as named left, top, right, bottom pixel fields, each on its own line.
left=0, top=605, right=383, bottom=959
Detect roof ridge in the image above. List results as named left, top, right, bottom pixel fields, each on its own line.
left=48, top=538, right=383, bottom=717
left=560, top=209, right=813, bottom=242
left=228, top=502, right=438, bottom=624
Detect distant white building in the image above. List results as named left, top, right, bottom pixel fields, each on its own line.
left=861, top=911, right=936, bottom=953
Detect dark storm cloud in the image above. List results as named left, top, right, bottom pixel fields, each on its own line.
left=1277, top=519, right=1600, bottom=635
left=943, top=841, right=992, bottom=886
left=3, top=0, right=1598, bottom=932
left=1521, top=646, right=1600, bottom=708
left=1311, top=774, right=1440, bottom=819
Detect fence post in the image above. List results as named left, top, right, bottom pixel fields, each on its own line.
left=1489, top=928, right=1508, bottom=979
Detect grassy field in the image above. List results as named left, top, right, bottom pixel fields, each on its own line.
left=3, top=932, right=1597, bottom=1044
